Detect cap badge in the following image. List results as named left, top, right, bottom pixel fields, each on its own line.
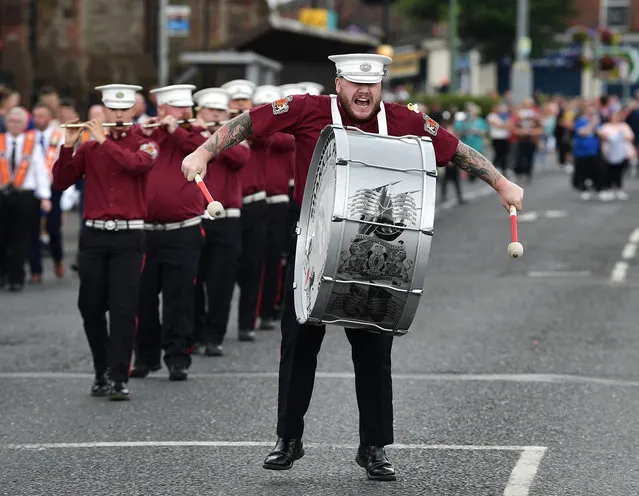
left=115, top=91, right=124, bottom=99
left=360, top=63, right=372, bottom=72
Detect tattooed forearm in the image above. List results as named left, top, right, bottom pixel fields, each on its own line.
left=203, top=112, right=254, bottom=156
left=451, top=142, right=504, bottom=188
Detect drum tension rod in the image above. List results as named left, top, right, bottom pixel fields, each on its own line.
left=330, top=215, right=433, bottom=236
left=335, top=158, right=438, bottom=178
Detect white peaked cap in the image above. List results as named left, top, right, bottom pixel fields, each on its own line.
left=328, top=53, right=392, bottom=84
left=221, top=79, right=257, bottom=100
left=94, top=84, right=142, bottom=109
left=278, top=84, right=306, bottom=97
left=253, top=85, right=282, bottom=106
left=150, top=84, right=196, bottom=107
left=193, top=88, right=230, bottom=111
left=298, top=82, right=324, bottom=96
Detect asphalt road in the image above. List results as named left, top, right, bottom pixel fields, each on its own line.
left=2, top=165, right=639, bottom=496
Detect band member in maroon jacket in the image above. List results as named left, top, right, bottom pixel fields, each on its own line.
left=52, top=84, right=158, bottom=401
left=220, top=79, right=265, bottom=342
left=192, top=88, right=249, bottom=356
left=130, top=84, right=206, bottom=382
left=183, top=54, right=524, bottom=481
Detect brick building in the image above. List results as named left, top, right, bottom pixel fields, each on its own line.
left=568, top=0, right=639, bottom=33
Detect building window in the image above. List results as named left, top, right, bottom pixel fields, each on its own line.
left=607, top=5, right=629, bottom=31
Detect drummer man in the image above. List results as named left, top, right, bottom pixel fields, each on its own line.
left=52, top=84, right=158, bottom=400
left=182, top=53, right=524, bottom=481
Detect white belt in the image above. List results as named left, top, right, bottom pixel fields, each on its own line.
left=85, top=219, right=144, bottom=231
left=202, top=208, right=241, bottom=220
left=144, top=216, right=201, bottom=231
left=288, top=178, right=294, bottom=187
left=243, top=191, right=266, bottom=204
left=267, top=194, right=290, bottom=204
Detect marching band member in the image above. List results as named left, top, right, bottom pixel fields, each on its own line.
left=297, top=82, right=325, bottom=96
left=52, top=84, right=158, bottom=400
left=220, top=79, right=265, bottom=342
left=182, top=53, right=524, bottom=481
left=0, top=107, right=51, bottom=291
left=252, top=85, right=295, bottom=331
left=28, top=102, right=64, bottom=283
left=131, top=84, right=207, bottom=382
left=192, top=87, right=249, bottom=356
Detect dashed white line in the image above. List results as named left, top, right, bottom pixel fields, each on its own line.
left=504, top=448, right=547, bottom=496
left=622, top=243, right=637, bottom=260
left=527, top=270, right=591, bottom=278
left=610, top=261, right=629, bottom=283
left=630, top=228, right=639, bottom=244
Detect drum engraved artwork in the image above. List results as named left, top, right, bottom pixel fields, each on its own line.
left=294, top=125, right=437, bottom=335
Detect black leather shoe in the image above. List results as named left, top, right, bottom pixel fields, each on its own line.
left=90, top=373, right=110, bottom=397
left=355, top=445, right=397, bottom=481
left=205, top=343, right=224, bottom=356
left=129, top=363, right=161, bottom=379
left=109, top=381, right=130, bottom=401
left=263, top=438, right=304, bottom=470
left=259, top=319, right=275, bottom=331
left=238, top=329, right=256, bottom=342
left=168, top=365, right=188, bottom=381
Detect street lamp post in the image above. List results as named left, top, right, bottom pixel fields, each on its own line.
left=510, top=0, right=533, bottom=104
left=449, top=0, right=458, bottom=93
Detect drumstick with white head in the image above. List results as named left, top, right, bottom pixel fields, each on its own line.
left=508, top=205, right=524, bottom=258
left=194, top=174, right=225, bottom=218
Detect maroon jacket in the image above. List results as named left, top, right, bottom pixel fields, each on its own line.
left=242, top=137, right=268, bottom=197
left=204, top=142, right=249, bottom=210
left=266, top=132, right=295, bottom=196
left=141, top=125, right=208, bottom=222
left=52, top=130, right=157, bottom=220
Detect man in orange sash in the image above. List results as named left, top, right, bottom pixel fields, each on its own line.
left=28, top=102, right=64, bottom=282
left=0, top=107, right=51, bottom=291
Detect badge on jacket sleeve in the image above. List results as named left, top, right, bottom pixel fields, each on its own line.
left=139, top=142, right=159, bottom=159
left=272, top=96, right=293, bottom=115
left=422, top=114, right=439, bottom=136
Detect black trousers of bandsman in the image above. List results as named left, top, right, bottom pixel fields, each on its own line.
left=194, top=217, right=242, bottom=345
left=134, top=225, right=202, bottom=369
left=78, top=228, right=144, bottom=382
left=237, top=198, right=268, bottom=331
left=259, top=200, right=290, bottom=322
left=276, top=210, right=395, bottom=447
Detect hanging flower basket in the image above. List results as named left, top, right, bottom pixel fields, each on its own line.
left=600, top=29, right=614, bottom=45
left=598, top=55, right=617, bottom=71
left=571, top=27, right=589, bottom=44
left=570, top=55, right=589, bottom=71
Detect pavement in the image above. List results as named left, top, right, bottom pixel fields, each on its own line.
left=2, top=164, right=639, bottom=495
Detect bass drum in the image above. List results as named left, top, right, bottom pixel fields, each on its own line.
left=293, top=125, right=438, bottom=336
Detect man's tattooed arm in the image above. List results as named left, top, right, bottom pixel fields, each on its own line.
left=203, top=112, right=254, bottom=157
left=451, top=142, right=504, bottom=189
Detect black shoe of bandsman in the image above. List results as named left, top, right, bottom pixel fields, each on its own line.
left=129, top=363, right=161, bottom=379
left=260, top=319, right=276, bottom=331
left=355, top=445, right=397, bottom=481
left=109, top=381, right=130, bottom=401
left=263, top=438, right=304, bottom=470
left=168, top=365, right=188, bottom=381
left=90, top=373, right=110, bottom=397
left=238, top=329, right=256, bottom=342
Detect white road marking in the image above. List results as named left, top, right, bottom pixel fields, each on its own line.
left=3, top=371, right=639, bottom=387
left=622, top=243, right=637, bottom=260
left=543, top=210, right=568, bottom=218
left=3, top=440, right=546, bottom=453
left=504, top=448, right=547, bottom=496
left=630, top=228, right=639, bottom=244
left=518, top=212, right=539, bottom=222
left=527, top=270, right=591, bottom=278
left=610, top=261, right=629, bottom=283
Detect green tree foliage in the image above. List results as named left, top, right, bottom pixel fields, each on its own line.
left=396, top=0, right=575, bottom=62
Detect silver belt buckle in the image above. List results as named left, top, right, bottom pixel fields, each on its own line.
left=104, top=220, right=117, bottom=231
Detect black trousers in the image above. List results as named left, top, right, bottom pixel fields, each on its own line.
left=78, top=228, right=144, bottom=382
left=0, top=190, right=39, bottom=285
left=260, top=201, right=290, bottom=321
left=29, top=187, right=64, bottom=275
left=135, top=224, right=203, bottom=369
left=276, top=222, right=394, bottom=446
left=606, top=160, right=628, bottom=189
left=492, top=139, right=510, bottom=173
left=514, top=141, right=537, bottom=177
left=275, top=188, right=298, bottom=316
left=194, top=217, right=242, bottom=345
left=237, top=198, right=268, bottom=331
left=574, top=155, right=604, bottom=192
left=440, top=166, right=463, bottom=201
